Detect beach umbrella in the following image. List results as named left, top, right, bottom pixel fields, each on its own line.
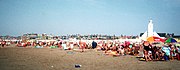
left=175, top=39, right=180, bottom=42
left=152, top=42, right=164, bottom=47
left=147, top=36, right=165, bottom=43
left=175, top=44, right=180, bottom=47
left=125, top=41, right=130, bottom=46
left=165, top=38, right=177, bottom=43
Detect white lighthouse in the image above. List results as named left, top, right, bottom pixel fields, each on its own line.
left=147, top=20, right=153, bottom=37
left=140, top=20, right=160, bottom=40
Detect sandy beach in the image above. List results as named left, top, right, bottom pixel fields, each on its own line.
left=1, top=45, right=180, bottom=70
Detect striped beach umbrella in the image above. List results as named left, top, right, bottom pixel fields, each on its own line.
left=165, top=38, right=177, bottom=43
left=147, top=36, right=165, bottom=43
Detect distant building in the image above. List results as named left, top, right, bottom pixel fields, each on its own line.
left=173, top=35, right=180, bottom=39
left=140, top=33, right=166, bottom=37
left=22, top=33, right=53, bottom=40
left=23, top=33, right=38, bottom=40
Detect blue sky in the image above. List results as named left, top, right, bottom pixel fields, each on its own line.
left=0, top=0, right=180, bottom=36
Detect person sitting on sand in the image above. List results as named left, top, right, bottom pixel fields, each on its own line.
left=170, top=45, right=176, bottom=60
left=101, top=43, right=107, bottom=51
left=70, top=42, right=74, bottom=49
left=79, top=41, right=86, bottom=52
left=1, top=41, right=6, bottom=47
left=27, top=42, right=31, bottom=46
left=58, top=41, right=62, bottom=48
left=162, top=45, right=171, bottom=61
left=0, top=41, right=1, bottom=47
left=17, top=41, right=22, bottom=47
left=152, top=46, right=158, bottom=60
left=35, top=43, right=43, bottom=48
left=138, top=44, right=144, bottom=57
left=176, top=46, right=180, bottom=60
left=105, top=50, right=119, bottom=56
left=134, top=44, right=140, bottom=56
left=128, top=43, right=135, bottom=55
left=118, top=45, right=125, bottom=56
left=112, top=44, right=118, bottom=51
left=62, top=42, right=68, bottom=50
left=124, top=42, right=129, bottom=55
left=156, top=47, right=165, bottom=60
left=22, top=42, right=27, bottom=47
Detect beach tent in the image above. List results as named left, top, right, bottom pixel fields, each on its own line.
left=165, top=38, right=177, bottom=43
left=147, top=36, right=165, bottom=43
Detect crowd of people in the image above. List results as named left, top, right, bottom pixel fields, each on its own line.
left=1, top=40, right=180, bottom=61
left=0, top=41, right=12, bottom=47
left=142, top=41, right=180, bottom=61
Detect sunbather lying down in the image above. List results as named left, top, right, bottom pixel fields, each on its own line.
left=73, top=49, right=86, bottom=52
left=105, top=50, right=120, bottom=56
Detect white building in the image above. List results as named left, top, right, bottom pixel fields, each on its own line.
left=140, top=20, right=160, bottom=40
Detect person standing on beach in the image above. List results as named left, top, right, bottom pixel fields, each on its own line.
left=143, top=41, right=152, bottom=61
left=92, top=41, right=97, bottom=49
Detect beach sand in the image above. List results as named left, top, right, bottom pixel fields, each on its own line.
left=1, top=45, right=180, bottom=70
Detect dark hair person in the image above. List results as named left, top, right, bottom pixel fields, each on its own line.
left=143, top=41, right=152, bottom=61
